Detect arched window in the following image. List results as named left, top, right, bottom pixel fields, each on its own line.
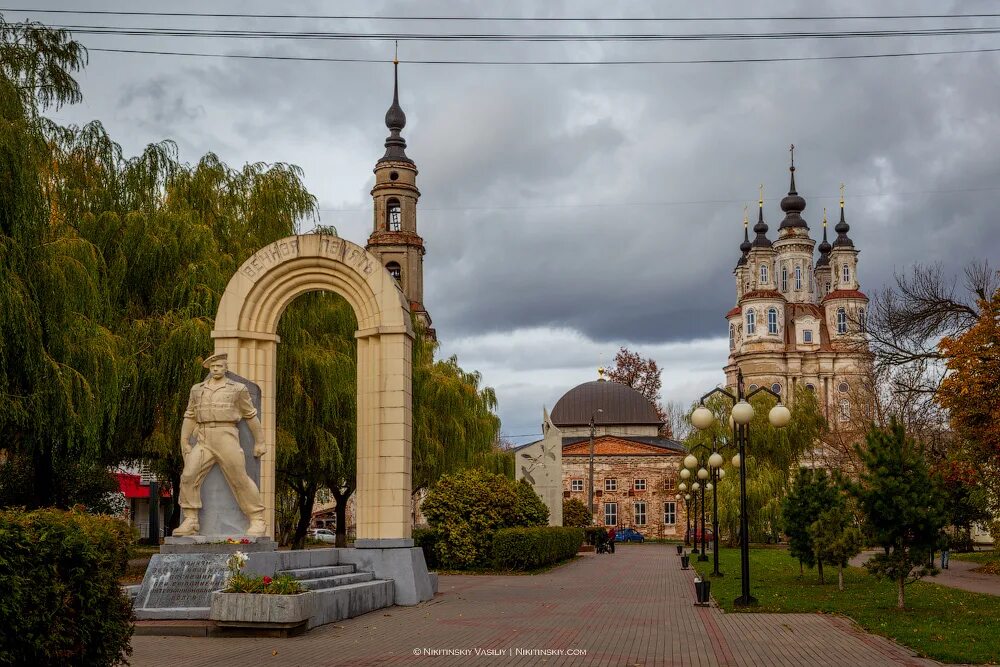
left=839, top=399, right=851, bottom=421
left=805, top=383, right=816, bottom=392
left=386, top=261, right=401, bottom=283
left=771, top=383, right=781, bottom=395
left=794, top=266, right=802, bottom=290
left=825, top=281, right=831, bottom=295
left=746, top=310, right=756, bottom=335
left=767, top=307, right=778, bottom=335
left=836, top=307, right=847, bottom=334
left=841, top=264, right=850, bottom=284
left=858, top=307, right=866, bottom=332
left=760, top=264, right=768, bottom=284
left=781, top=266, right=788, bottom=292
left=729, top=324, right=735, bottom=350
left=386, top=198, right=402, bottom=231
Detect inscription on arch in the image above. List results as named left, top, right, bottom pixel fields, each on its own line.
left=241, top=235, right=376, bottom=281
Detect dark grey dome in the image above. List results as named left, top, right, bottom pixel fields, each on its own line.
left=551, top=380, right=661, bottom=427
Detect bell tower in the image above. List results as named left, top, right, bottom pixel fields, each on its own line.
left=367, top=59, right=434, bottom=337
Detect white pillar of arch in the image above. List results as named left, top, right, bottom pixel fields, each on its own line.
left=212, top=234, right=413, bottom=540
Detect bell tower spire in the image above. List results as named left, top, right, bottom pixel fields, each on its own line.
left=367, top=57, right=433, bottom=337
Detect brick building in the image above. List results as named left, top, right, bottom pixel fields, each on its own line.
left=547, top=375, right=689, bottom=538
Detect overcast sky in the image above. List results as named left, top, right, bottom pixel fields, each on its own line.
left=19, top=1, right=1000, bottom=444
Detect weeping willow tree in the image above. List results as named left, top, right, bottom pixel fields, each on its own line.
left=684, top=390, right=826, bottom=545
left=275, top=290, right=357, bottom=548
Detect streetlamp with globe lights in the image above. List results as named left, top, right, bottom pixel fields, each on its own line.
left=689, top=370, right=791, bottom=607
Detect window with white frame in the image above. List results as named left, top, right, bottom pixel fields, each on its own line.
left=781, top=266, right=788, bottom=291
left=605, top=478, right=617, bottom=492
left=842, top=264, right=850, bottom=284
left=664, top=478, right=675, bottom=491
left=634, top=502, right=647, bottom=526
left=746, top=310, right=756, bottom=335
left=767, top=307, right=778, bottom=335
left=571, top=479, right=584, bottom=492
left=795, top=265, right=802, bottom=290
left=760, top=264, right=768, bottom=284
left=663, top=502, right=677, bottom=525
left=837, top=308, right=847, bottom=334
left=634, top=479, right=646, bottom=491
left=604, top=502, right=618, bottom=526
left=803, top=329, right=813, bottom=343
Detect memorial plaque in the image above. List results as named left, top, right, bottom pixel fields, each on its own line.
left=135, top=553, right=231, bottom=610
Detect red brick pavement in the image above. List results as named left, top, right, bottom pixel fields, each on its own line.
left=130, top=544, right=939, bottom=666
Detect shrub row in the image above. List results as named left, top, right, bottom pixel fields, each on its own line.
left=491, top=526, right=584, bottom=571
left=0, top=508, right=134, bottom=667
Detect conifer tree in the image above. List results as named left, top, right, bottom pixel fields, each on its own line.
left=782, top=467, right=839, bottom=583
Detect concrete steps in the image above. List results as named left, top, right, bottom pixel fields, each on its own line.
left=299, top=572, right=374, bottom=590
left=277, top=550, right=395, bottom=628
left=277, top=565, right=355, bottom=580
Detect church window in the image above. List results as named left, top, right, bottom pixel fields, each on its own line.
left=387, top=198, right=402, bottom=231
left=746, top=310, right=756, bottom=335
left=839, top=399, right=851, bottom=422
left=771, top=383, right=782, bottom=395
left=571, top=479, right=583, bottom=492
left=760, top=264, right=768, bottom=284
left=634, top=479, right=646, bottom=491
left=748, top=384, right=759, bottom=391
left=837, top=308, right=847, bottom=334
left=386, top=262, right=402, bottom=283
left=663, top=502, right=677, bottom=525
left=604, top=502, right=618, bottom=526
left=781, top=266, right=788, bottom=291
left=634, top=502, right=647, bottom=526
left=805, top=383, right=816, bottom=392
left=605, top=478, right=617, bottom=492
left=842, top=264, right=850, bottom=284
left=729, top=324, right=735, bottom=350
left=858, top=308, right=866, bottom=331
left=795, top=266, right=802, bottom=290
left=767, top=308, right=778, bottom=335
left=803, top=329, right=813, bottom=343
left=839, top=381, right=850, bottom=393
left=825, top=282, right=831, bottom=294
left=664, top=478, right=675, bottom=491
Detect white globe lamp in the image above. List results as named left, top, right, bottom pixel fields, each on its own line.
left=769, top=403, right=792, bottom=428
left=731, top=400, right=754, bottom=425
left=684, top=454, right=698, bottom=470
left=708, top=452, right=724, bottom=469
left=697, top=468, right=709, bottom=480
left=691, top=405, right=715, bottom=431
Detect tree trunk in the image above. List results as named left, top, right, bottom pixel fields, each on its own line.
left=331, top=485, right=354, bottom=548
left=799, top=559, right=803, bottom=575
left=291, top=483, right=315, bottom=550
left=897, top=577, right=905, bottom=610
left=817, top=558, right=825, bottom=584
left=838, top=564, right=844, bottom=591
left=32, top=445, right=55, bottom=508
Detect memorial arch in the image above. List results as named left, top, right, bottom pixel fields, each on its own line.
left=212, top=233, right=413, bottom=540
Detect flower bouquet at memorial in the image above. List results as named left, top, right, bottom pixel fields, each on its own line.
left=222, top=551, right=304, bottom=595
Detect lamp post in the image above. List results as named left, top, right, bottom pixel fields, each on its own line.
left=684, top=493, right=692, bottom=547
left=711, top=461, right=724, bottom=576
left=587, top=408, right=603, bottom=522
left=690, top=369, right=791, bottom=607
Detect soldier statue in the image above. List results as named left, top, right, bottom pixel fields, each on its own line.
left=174, top=353, right=267, bottom=536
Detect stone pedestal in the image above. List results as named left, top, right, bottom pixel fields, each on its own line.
left=162, top=535, right=275, bottom=555
left=339, top=545, right=435, bottom=606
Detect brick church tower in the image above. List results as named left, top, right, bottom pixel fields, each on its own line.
left=366, top=60, right=434, bottom=338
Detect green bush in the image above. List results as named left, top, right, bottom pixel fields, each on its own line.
left=0, top=508, right=134, bottom=666
left=492, top=527, right=584, bottom=571
left=562, top=498, right=591, bottom=527
left=412, top=527, right=440, bottom=569
left=421, top=469, right=549, bottom=569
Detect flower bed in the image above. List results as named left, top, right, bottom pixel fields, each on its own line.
left=209, top=551, right=312, bottom=629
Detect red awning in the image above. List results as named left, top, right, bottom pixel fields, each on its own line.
left=116, top=472, right=171, bottom=499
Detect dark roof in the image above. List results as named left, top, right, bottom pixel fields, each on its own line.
left=816, top=222, right=832, bottom=266
left=833, top=204, right=854, bottom=247
left=778, top=164, right=808, bottom=230
left=379, top=62, right=412, bottom=164
left=751, top=204, right=772, bottom=248
left=551, top=380, right=662, bottom=427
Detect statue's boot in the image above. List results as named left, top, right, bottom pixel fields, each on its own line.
left=247, top=511, right=267, bottom=537
left=173, top=509, right=200, bottom=536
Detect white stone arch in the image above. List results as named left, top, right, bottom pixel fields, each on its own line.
left=212, top=234, right=413, bottom=540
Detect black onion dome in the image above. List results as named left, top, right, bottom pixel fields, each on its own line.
left=833, top=204, right=854, bottom=247
left=778, top=163, right=808, bottom=230
left=551, top=380, right=662, bottom=427
left=751, top=204, right=772, bottom=248
left=737, top=219, right=752, bottom=266
left=816, top=220, right=832, bottom=266
left=380, top=62, right=412, bottom=164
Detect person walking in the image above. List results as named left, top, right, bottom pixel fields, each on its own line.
left=941, top=534, right=951, bottom=570
left=607, top=526, right=617, bottom=554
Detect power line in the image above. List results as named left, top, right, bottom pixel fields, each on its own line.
left=88, top=45, right=1000, bottom=66
left=37, top=23, right=1000, bottom=43
left=5, top=8, right=1000, bottom=22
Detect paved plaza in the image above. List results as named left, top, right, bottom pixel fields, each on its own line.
left=131, top=544, right=940, bottom=666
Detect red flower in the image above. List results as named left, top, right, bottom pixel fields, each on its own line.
left=263, top=576, right=272, bottom=585
left=240, top=538, right=250, bottom=544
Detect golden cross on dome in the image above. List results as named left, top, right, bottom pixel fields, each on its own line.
left=758, top=184, right=764, bottom=208
left=789, top=143, right=795, bottom=168
left=840, top=183, right=846, bottom=208
left=743, top=203, right=749, bottom=227
left=393, top=40, right=399, bottom=65
left=823, top=207, right=828, bottom=227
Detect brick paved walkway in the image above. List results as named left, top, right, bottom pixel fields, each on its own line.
left=131, top=544, right=938, bottom=666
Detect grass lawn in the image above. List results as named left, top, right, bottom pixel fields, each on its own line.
left=693, top=547, right=1000, bottom=665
